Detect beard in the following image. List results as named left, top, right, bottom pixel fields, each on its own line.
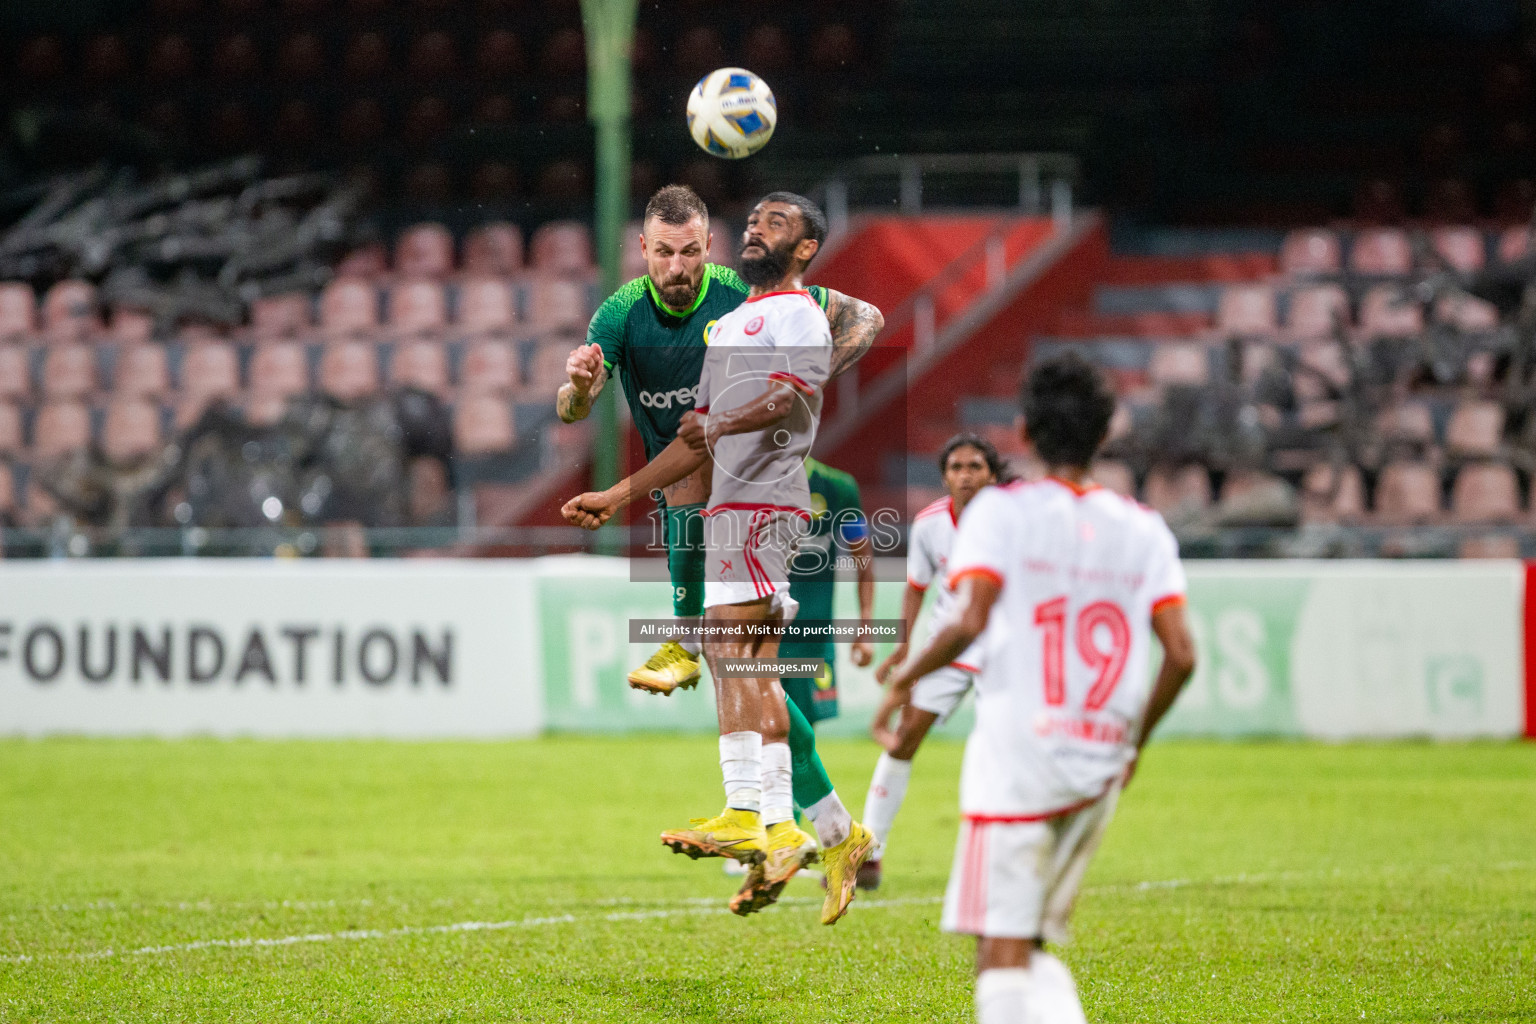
left=656, top=276, right=699, bottom=310
left=738, top=237, right=794, bottom=287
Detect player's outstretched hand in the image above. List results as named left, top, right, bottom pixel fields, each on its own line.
left=869, top=684, right=908, bottom=753
left=565, top=343, right=604, bottom=393
left=874, top=645, right=908, bottom=685
left=562, top=491, right=618, bottom=530
left=851, top=638, right=874, bottom=668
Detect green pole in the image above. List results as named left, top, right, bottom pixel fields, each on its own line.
left=581, top=0, right=636, bottom=555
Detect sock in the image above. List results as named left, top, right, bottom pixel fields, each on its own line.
left=802, top=790, right=852, bottom=848
left=761, top=742, right=793, bottom=826
left=675, top=615, right=702, bottom=656
left=787, top=697, right=835, bottom=809
left=667, top=503, right=705, bottom=655
left=1029, top=953, right=1088, bottom=1024
left=719, top=731, right=762, bottom=812
left=863, top=752, right=913, bottom=859
left=975, top=967, right=1032, bottom=1024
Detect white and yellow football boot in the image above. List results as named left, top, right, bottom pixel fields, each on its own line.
left=627, top=642, right=702, bottom=695
left=728, top=822, right=819, bottom=916
left=819, top=822, right=875, bottom=925
left=660, top=808, right=766, bottom=864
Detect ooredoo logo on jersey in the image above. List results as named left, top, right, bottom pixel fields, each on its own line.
left=638, top=384, right=701, bottom=409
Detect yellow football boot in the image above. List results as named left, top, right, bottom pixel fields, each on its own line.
left=627, top=642, right=702, bottom=695
left=728, top=822, right=818, bottom=917
left=819, top=821, right=875, bottom=925
left=660, top=808, right=766, bottom=864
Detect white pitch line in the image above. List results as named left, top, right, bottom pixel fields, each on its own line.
left=0, top=896, right=944, bottom=965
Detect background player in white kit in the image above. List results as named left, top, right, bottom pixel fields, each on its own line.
left=872, top=354, right=1198, bottom=1024
left=861, top=433, right=1009, bottom=890
left=562, top=193, right=874, bottom=925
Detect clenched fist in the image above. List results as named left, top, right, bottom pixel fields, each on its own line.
left=562, top=490, right=620, bottom=530
left=565, top=343, right=604, bottom=394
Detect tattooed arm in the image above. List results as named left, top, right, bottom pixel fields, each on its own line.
left=824, top=289, right=885, bottom=379
left=556, top=342, right=608, bottom=423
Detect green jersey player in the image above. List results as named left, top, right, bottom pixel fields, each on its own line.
left=555, top=185, right=884, bottom=876
left=779, top=457, right=876, bottom=726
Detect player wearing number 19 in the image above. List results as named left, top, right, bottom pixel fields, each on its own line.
left=872, top=354, right=1197, bottom=1024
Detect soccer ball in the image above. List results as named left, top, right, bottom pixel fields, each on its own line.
left=686, top=68, right=777, bottom=159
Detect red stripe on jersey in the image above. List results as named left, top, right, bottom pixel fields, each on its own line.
left=963, top=785, right=1112, bottom=824
left=905, top=577, right=929, bottom=593
left=914, top=496, right=955, bottom=525
left=1151, top=593, right=1186, bottom=615
left=947, top=566, right=1004, bottom=591
left=745, top=289, right=815, bottom=305
left=704, top=503, right=812, bottom=519
left=767, top=371, right=816, bottom=395
left=951, top=661, right=981, bottom=673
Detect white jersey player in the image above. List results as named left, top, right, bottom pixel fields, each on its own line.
left=874, top=354, right=1197, bottom=1024
left=860, top=434, right=1007, bottom=890
left=561, top=192, right=876, bottom=928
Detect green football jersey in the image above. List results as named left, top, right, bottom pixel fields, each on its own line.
left=585, top=264, right=829, bottom=460
left=786, top=457, right=867, bottom=625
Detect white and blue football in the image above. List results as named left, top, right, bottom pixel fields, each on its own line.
left=686, top=67, right=777, bottom=160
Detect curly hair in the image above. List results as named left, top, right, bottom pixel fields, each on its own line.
left=1019, top=352, right=1116, bottom=468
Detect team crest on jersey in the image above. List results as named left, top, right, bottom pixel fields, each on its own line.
left=810, top=492, right=828, bottom=518
left=704, top=319, right=718, bottom=344
left=745, top=316, right=764, bottom=335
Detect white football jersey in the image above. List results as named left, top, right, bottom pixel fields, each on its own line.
left=946, top=477, right=1186, bottom=818
left=907, top=495, right=984, bottom=672
left=696, top=290, right=832, bottom=515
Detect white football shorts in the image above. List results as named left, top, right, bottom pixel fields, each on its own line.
left=909, top=664, right=976, bottom=724
left=941, top=785, right=1120, bottom=942
left=703, top=507, right=805, bottom=618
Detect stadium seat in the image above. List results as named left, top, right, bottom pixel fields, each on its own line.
left=273, top=99, right=320, bottom=147
left=620, top=219, right=648, bottom=282
left=809, top=23, right=859, bottom=73
left=407, top=30, right=458, bottom=80
left=403, top=163, right=455, bottom=205
left=114, top=344, right=171, bottom=400
left=1374, top=461, right=1441, bottom=525
left=0, top=347, right=29, bottom=403
left=1357, top=285, right=1423, bottom=338
left=318, top=341, right=380, bottom=402
left=475, top=29, right=527, bottom=78
left=1444, top=400, right=1504, bottom=459
left=42, top=280, right=100, bottom=343
left=395, top=224, right=456, bottom=281
left=453, top=396, right=516, bottom=455
left=1299, top=462, right=1366, bottom=525
left=101, top=399, right=164, bottom=466
left=1091, top=459, right=1135, bottom=498
left=462, top=223, right=524, bottom=277
left=335, top=243, right=389, bottom=280
left=1285, top=284, right=1350, bottom=339
left=743, top=24, right=793, bottom=73
left=1457, top=534, right=1521, bottom=559
left=1352, top=179, right=1404, bottom=224
left=1432, top=293, right=1500, bottom=333
left=1374, top=401, right=1436, bottom=450
left=276, top=32, right=325, bottom=81
left=1293, top=341, right=1351, bottom=401
left=525, top=278, right=591, bottom=333
left=458, top=278, right=517, bottom=335
left=1215, top=284, right=1277, bottom=336
left=538, top=28, right=586, bottom=77
left=403, top=97, right=453, bottom=145
left=41, top=344, right=98, bottom=400
left=108, top=306, right=155, bottom=345
left=1494, top=178, right=1536, bottom=224
left=1430, top=227, right=1486, bottom=274
left=1348, top=229, right=1412, bottom=277
left=1147, top=342, right=1209, bottom=387
left=469, top=162, right=520, bottom=202
left=0, top=283, right=37, bottom=341
left=320, top=278, right=380, bottom=337
left=674, top=27, right=727, bottom=76
left=1278, top=229, right=1342, bottom=277
left=338, top=97, right=387, bottom=147
left=1449, top=463, right=1521, bottom=524
left=536, top=161, right=591, bottom=201
left=83, top=33, right=131, bottom=83
left=147, top=34, right=197, bottom=81
left=1495, top=225, right=1530, bottom=264
left=1237, top=340, right=1278, bottom=386
left=388, top=280, right=449, bottom=337
left=0, top=401, right=22, bottom=455
left=180, top=341, right=242, bottom=414
left=248, top=341, right=309, bottom=399
left=0, top=462, right=13, bottom=516
left=1142, top=464, right=1211, bottom=517
left=1424, top=179, right=1476, bottom=223
left=460, top=339, right=517, bottom=396
left=250, top=293, right=313, bottom=339
left=530, top=222, right=594, bottom=276
left=343, top=31, right=390, bottom=79
left=473, top=93, right=518, bottom=126
left=244, top=393, right=289, bottom=428
left=209, top=33, right=260, bottom=80
left=17, top=35, right=66, bottom=83
left=32, top=401, right=92, bottom=461
left=389, top=340, right=451, bottom=394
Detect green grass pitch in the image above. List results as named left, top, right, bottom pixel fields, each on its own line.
left=2, top=736, right=1533, bottom=1022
